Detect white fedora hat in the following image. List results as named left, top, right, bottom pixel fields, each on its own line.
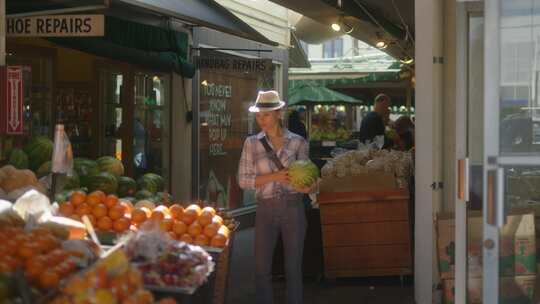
left=248, top=90, right=286, bottom=113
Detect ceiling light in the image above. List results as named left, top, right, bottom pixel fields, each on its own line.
left=201, top=80, right=208, bottom=86
left=400, top=58, right=414, bottom=64
left=331, top=23, right=341, bottom=32
left=376, top=41, right=387, bottom=49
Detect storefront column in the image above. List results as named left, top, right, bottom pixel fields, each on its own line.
left=171, top=74, right=193, bottom=201
left=415, top=0, right=445, bottom=302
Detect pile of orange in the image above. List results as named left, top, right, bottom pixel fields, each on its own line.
left=59, top=190, right=132, bottom=233
left=0, top=226, right=77, bottom=289
left=131, top=204, right=231, bottom=248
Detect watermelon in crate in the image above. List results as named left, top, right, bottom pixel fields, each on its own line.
left=137, top=173, right=164, bottom=194
left=23, top=136, right=53, bottom=171
left=8, top=149, right=29, bottom=169
left=74, top=158, right=100, bottom=186
left=117, top=176, right=137, bottom=197
left=86, top=172, right=118, bottom=194
left=96, top=156, right=125, bottom=177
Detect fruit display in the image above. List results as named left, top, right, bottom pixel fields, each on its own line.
left=137, top=173, right=164, bottom=194
left=125, top=223, right=214, bottom=291
left=50, top=249, right=163, bottom=304
left=288, top=160, right=319, bottom=189
left=118, top=176, right=138, bottom=197
left=321, top=148, right=413, bottom=188
left=310, top=128, right=351, bottom=141
left=58, top=190, right=133, bottom=234
left=0, top=226, right=98, bottom=292
left=58, top=191, right=236, bottom=249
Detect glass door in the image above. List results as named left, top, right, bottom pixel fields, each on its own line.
left=100, top=70, right=125, bottom=161
left=483, top=1, right=540, bottom=302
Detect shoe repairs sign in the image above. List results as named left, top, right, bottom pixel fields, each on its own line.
left=7, top=15, right=104, bottom=37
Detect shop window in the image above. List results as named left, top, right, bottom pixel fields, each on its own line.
left=101, top=71, right=124, bottom=161
left=133, top=74, right=170, bottom=183
left=323, top=38, right=344, bottom=58
left=198, top=50, right=277, bottom=210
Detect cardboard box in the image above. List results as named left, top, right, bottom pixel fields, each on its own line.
left=320, top=173, right=397, bottom=193
left=442, top=275, right=536, bottom=304
left=437, top=211, right=536, bottom=279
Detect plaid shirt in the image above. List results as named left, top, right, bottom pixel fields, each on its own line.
left=238, top=129, right=309, bottom=200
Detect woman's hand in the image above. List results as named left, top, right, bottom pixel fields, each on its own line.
left=294, top=179, right=320, bottom=194
left=273, top=169, right=289, bottom=184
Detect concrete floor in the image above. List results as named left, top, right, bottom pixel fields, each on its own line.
left=226, top=228, right=415, bottom=304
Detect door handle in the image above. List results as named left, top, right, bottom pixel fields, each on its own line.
left=487, top=168, right=505, bottom=227
left=458, top=158, right=470, bottom=201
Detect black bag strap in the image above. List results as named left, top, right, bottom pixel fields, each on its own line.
left=259, top=137, right=285, bottom=171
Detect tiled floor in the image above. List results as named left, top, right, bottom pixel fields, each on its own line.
left=226, top=228, right=415, bottom=304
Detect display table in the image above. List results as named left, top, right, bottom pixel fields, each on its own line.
left=318, top=189, right=412, bottom=278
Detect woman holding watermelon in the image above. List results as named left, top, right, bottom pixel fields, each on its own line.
left=238, top=90, right=318, bottom=304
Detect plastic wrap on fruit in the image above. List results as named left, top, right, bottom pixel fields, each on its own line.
left=125, top=220, right=171, bottom=264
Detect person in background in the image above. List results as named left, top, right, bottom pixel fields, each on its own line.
left=358, top=93, right=392, bottom=148
left=238, top=91, right=317, bottom=304
left=288, top=109, right=307, bottom=139
left=393, top=115, right=415, bottom=151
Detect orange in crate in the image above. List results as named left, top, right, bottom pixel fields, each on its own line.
left=85, top=192, right=102, bottom=206
left=172, top=220, right=187, bottom=235
left=180, top=234, right=193, bottom=244
left=169, top=204, right=184, bottom=220
left=97, top=216, right=113, bottom=231
left=154, top=205, right=171, bottom=217
left=59, top=203, right=74, bottom=216
left=212, top=215, right=224, bottom=225
left=198, top=211, right=213, bottom=226
left=151, top=210, right=166, bottom=221
left=160, top=218, right=174, bottom=232
left=113, top=217, right=130, bottom=233
left=70, top=191, right=86, bottom=206
left=92, top=204, right=108, bottom=218
left=201, top=206, right=217, bottom=217
left=203, top=222, right=220, bottom=238
left=39, top=270, right=60, bottom=289
left=187, top=221, right=202, bottom=237
left=131, top=208, right=149, bottom=224
left=194, top=234, right=209, bottom=246
left=180, top=209, right=198, bottom=225
left=76, top=203, right=92, bottom=217
left=105, top=194, right=119, bottom=208
left=109, top=204, right=126, bottom=220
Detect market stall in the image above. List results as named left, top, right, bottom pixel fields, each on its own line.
left=0, top=126, right=238, bottom=303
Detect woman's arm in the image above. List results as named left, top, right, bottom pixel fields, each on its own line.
left=238, top=138, right=290, bottom=190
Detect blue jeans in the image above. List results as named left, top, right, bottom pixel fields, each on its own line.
left=255, top=194, right=307, bottom=304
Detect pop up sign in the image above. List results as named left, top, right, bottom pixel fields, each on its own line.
left=0, top=66, right=24, bottom=135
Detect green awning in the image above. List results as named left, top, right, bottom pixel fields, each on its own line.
left=289, top=72, right=402, bottom=90
left=288, top=83, right=361, bottom=106
left=48, top=16, right=195, bottom=77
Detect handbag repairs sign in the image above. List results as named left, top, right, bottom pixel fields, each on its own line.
left=7, top=15, right=105, bottom=37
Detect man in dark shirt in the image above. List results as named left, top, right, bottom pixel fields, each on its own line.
left=358, top=93, right=391, bottom=145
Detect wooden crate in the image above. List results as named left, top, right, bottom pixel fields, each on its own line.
left=318, top=189, right=412, bottom=278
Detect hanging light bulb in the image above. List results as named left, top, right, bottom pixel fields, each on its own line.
left=331, top=23, right=341, bottom=32
left=376, top=41, right=388, bottom=49
left=400, top=58, right=414, bottom=64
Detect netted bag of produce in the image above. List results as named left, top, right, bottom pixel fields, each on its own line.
left=125, top=221, right=215, bottom=290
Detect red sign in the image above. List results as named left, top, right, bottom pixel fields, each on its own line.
left=0, top=66, right=24, bottom=134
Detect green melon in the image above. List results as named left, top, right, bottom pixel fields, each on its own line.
left=74, top=158, right=100, bottom=187
left=288, top=160, right=319, bottom=189
left=8, top=149, right=29, bottom=169
left=36, top=161, right=52, bottom=178
left=96, top=156, right=124, bottom=177
left=23, top=136, right=53, bottom=171
left=117, top=176, right=137, bottom=197
left=61, top=171, right=80, bottom=191
left=86, top=172, right=118, bottom=194
left=137, top=173, right=164, bottom=194
left=135, top=189, right=154, bottom=200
